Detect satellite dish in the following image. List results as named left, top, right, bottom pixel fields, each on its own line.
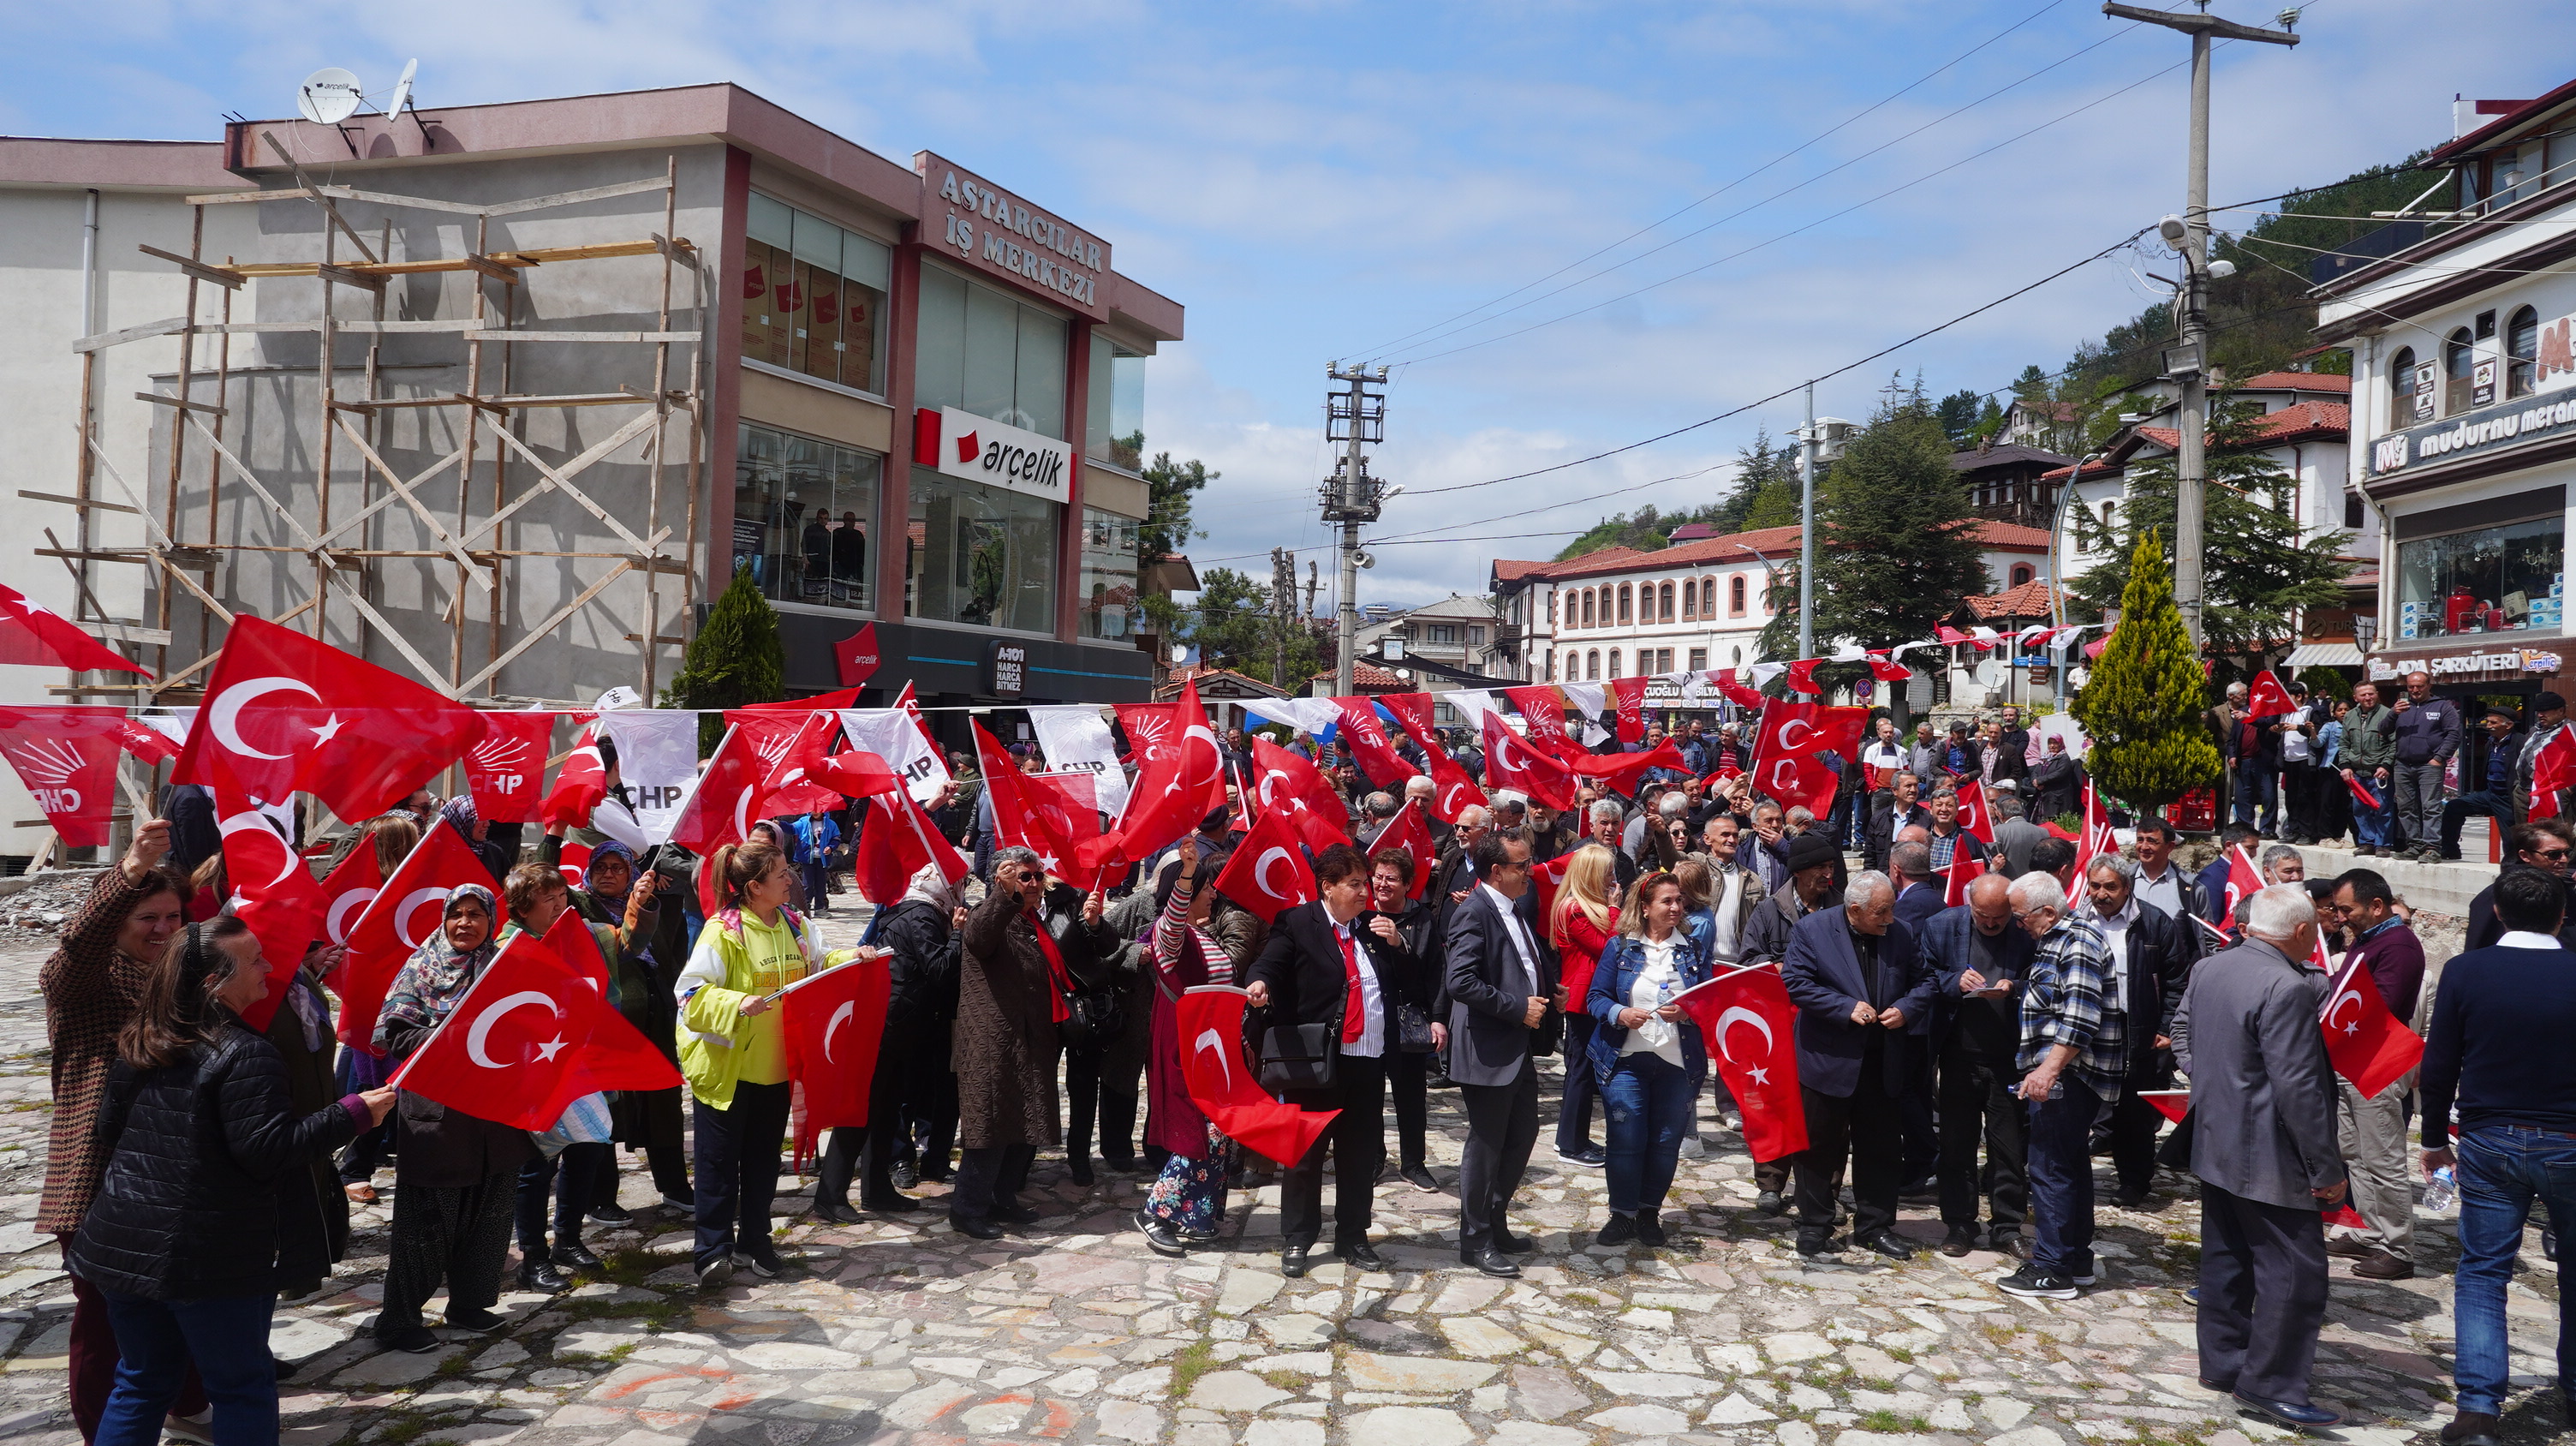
left=297, top=68, right=364, bottom=125
left=388, top=58, right=417, bottom=117
left=1168, top=645, right=1189, bottom=666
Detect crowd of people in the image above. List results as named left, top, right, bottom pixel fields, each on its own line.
left=32, top=688, right=2576, bottom=1446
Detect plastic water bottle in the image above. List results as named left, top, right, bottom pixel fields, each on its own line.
left=2423, top=1165, right=2457, bottom=1213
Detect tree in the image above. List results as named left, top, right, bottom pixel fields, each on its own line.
left=1935, top=388, right=1985, bottom=444
left=2065, top=397, right=2353, bottom=674
left=1757, top=395, right=1990, bottom=669
left=1725, top=427, right=1804, bottom=534
left=663, top=565, right=784, bottom=751
left=2071, top=532, right=2221, bottom=813
left=1139, top=451, right=1218, bottom=565
left=1172, top=566, right=1321, bottom=685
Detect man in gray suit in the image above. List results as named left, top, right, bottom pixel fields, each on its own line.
left=1444, top=828, right=1562, bottom=1279
left=2172, top=883, right=2349, bottom=1431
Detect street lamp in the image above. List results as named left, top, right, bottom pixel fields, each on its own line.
left=2047, top=452, right=2103, bottom=707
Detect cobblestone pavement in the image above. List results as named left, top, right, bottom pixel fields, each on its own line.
left=0, top=913, right=2563, bottom=1446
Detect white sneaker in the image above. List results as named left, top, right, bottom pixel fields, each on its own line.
left=1676, top=1137, right=1707, bottom=1160
left=164, top=1413, right=215, bottom=1446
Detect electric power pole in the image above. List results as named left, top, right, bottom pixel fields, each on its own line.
left=1322, top=362, right=1390, bottom=698
left=1798, top=381, right=1819, bottom=660
left=1269, top=547, right=1296, bottom=689
left=2104, top=1, right=2299, bottom=648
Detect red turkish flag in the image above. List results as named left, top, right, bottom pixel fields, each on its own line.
left=1864, top=653, right=1912, bottom=682
left=1481, top=710, right=1577, bottom=811
left=1369, top=804, right=1436, bottom=901
left=1249, top=738, right=1351, bottom=853
left=1674, top=965, right=1808, bottom=1161
left=1571, top=739, right=1688, bottom=795
left=464, top=712, right=554, bottom=825
left=1028, top=771, right=1117, bottom=893
left=2319, top=943, right=2424, bottom=1098
left=801, top=719, right=904, bottom=800
left=335, top=823, right=498, bottom=1051
left=668, top=724, right=766, bottom=857
left=116, top=716, right=180, bottom=768
left=1379, top=696, right=1488, bottom=823
left=2138, top=1090, right=2191, bottom=1124
left=390, top=929, right=681, bottom=1130
left=540, top=724, right=608, bottom=829
left=853, top=786, right=963, bottom=905
left=1748, top=701, right=1867, bottom=818
left=2245, top=668, right=2296, bottom=720
left=1105, top=679, right=1225, bottom=865
left=0, top=582, right=152, bottom=676
left=174, top=616, right=487, bottom=824
left=2529, top=728, right=2576, bottom=821
left=1530, top=850, right=1574, bottom=922
left=1943, top=852, right=1987, bottom=908
left=0, top=706, right=129, bottom=847
left=1952, top=777, right=1997, bottom=845
left=2344, top=771, right=2384, bottom=812
left=1783, top=659, right=1823, bottom=696
left=781, top=953, right=892, bottom=1171
left=552, top=841, right=591, bottom=887
left=1714, top=669, right=1768, bottom=710
left=728, top=689, right=871, bottom=720
left=1607, top=677, right=1650, bottom=741
left=834, top=622, right=881, bottom=688
left=1173, top=985, right=1336, bottom=1166
left=317, top=839, right=385, bottom=952
left=976, top=721, right=1076, bottom=873
left=206, top=758, right=327, bottom=1032
left=1331, top=697, right=1414, bottom=789
left=1213, top=808, right=1321, bottom=923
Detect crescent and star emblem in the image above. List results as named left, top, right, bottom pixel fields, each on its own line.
left=215, top=809, right=301, bottom=889
left=1714, top=1005, right=1776, bottom=1084
left=823, top=999, right=856, bottom=1064
left=1767, top=759, right=1800, bottom=793
left=1192, top=1027, right=1234, bottom=1090
left=1777, top=718, right=1815, bottom=750
left=2325, top=989, right=2366, bottom=1036
left=207, top=676, right=324, bottom=761
left=466, top=990, right=565, bottom=1068
left=326, top=887, right=379, bottom=944
left=1255, top=846, right=1297, bottom=900
left=394, top=886, right=453, bottom=949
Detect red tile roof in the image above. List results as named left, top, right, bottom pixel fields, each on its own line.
left=1313, top=662, right=1409, bottom=690
left=1962, top=579, right=2064, bottom=620
left=2233, top=371, right=2351, bottom=394
left=1506, top=517, right=2053, bottom=582
left=2131, top=401, right=2350, bottom=454
left=2039, top=457, right=2121, bottom=483
left=1969, top=520, right=2054, bottom=552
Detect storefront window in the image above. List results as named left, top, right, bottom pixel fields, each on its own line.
left=732, top=423, right=881, bottom=612
left=916, top=262, right=1068, bottom=439
left=2394, top=515, right=2565, bottom=640
left=907, top=471, right=1057, bottom=633
left=1085, top=332, right=1147, bottom=471
left=1078, top=508, right=1142, bottom=641
left=742, top=193, right=891, bottom=395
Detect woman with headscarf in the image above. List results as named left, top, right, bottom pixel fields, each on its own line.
left=371, top=884, right=536, bottom=1353
left=440, top=796, right=511, bottom=885
left=337, top=814, right=422, bottom=1204
left=813, top=861, right=964, bottom=1221
left=2030, top=734, right=2084, bottom=824
left=1133, top=837, right=1245, bottom=1256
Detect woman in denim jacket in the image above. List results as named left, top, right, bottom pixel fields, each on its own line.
left=1585, top=871, right=1713, bottom=1247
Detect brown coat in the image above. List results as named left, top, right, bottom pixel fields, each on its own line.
left=956, top=889, right=1062, bottom=1150
left=38, top=870, right=164, bottom=1237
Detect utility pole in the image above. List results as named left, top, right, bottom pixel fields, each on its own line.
left=1322, top=362, right=1389, bottom=698
left=2104, top=1, right=2299, bottom=648
left=1798, top=381, right=1820, bottom=660
left=1269, top=547, right=1295, bottom=689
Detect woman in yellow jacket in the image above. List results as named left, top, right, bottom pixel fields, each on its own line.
left=677, top=839, right=826, bottom=1287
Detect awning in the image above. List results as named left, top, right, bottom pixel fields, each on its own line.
left=2286, top=642, right=2364, bottom=667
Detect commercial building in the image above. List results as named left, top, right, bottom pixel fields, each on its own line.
left=2317, top=80, right=2576, bottom=700
left=0, top=85, right=1184, bottom=851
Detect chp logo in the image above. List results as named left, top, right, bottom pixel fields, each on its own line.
left=7, top=738, right=88, bottom=816
left=465, top=733, right=534, bottom=798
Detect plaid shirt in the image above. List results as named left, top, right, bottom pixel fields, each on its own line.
left=2017, top=915, right=2124, bottom=1097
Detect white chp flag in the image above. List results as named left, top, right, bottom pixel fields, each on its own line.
left=1027, top=704, right=1131, bottom=818
left=593, top=708, right=704, bottom=847
left=838, top=709, right=952, bottom=806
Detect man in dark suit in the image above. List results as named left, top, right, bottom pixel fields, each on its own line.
left=1922, top=871, right=2036, bottom=1258
left=1444, top=827, right=1562, bottom=1278
left=1890, top=841, right=1947, bottom=935
left=2170, top=883, right=2348, bottom=1431
left=1780, top=870, right=1936, bottom=1261
left=1430, top=805, right=1490, bottom=932
left=2079, top=855, right=2197, bottom=1208
left=1246, top=842, right=1391, bottom=1278
left=1863, top=772, right=1929, bottom=875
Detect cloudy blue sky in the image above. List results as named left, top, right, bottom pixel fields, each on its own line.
left=7, top=0, right=2563, bottom=612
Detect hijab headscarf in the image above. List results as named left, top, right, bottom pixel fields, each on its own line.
left=373, top=882, right=500, bottom=1051
left=582, top=840, right=639, bottom=901
left=900, top=860, right=961, bottom=912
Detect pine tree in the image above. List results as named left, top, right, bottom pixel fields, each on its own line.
left=663, top=565, right=785, bottom=751
left=2071, top=532, right=2221, bottom=813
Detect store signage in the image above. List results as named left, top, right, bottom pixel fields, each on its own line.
left=917, top=152, right=1112, bottom=321
left=2367, top=648, right=2562, bottom=683
left=2367, top=391, right=2576, bottom=477
left=915, top=407, right=1072, bottom=506
left=984, top=639, right=1029, bottom=699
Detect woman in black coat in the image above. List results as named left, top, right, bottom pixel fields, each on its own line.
left=70, top=917, right=395, bottom=1446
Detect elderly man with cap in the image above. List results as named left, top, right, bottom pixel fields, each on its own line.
left=2441, top=705, right=2526, bottom=862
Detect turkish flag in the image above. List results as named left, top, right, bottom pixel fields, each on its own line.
left=464, top=711, right=554, bottom=825
left=334, top=822, right=498, bottom=1051
left=819, top=622, right=882, bottom=690
left=1674, top=965, right=1808, bottom=1161
left=1571, top=739, right=1688, bottom=795
left=540, top=723, right=609, bottom=829
left=730, top=711, right=843, bottom=817
left=2245, top=668, right=2297, bottom=719
left=1530, top=850, right=1574, bottom=923
left=0, top=582, right=152, bottom=677
left=174, top=616, right=488, bottom=824
left=390, top=929, right=680, bottom=1130
left=2067, top=778, right=2119, bottom=906
left=0, top=706, right=130, bottom=847
left=1936, top=624, right=1994, bottom=652
left=668, top=724, right=766, bottom=857
left=116, top=716, right=180, bottom=768
left=1106, top=679, right=1225, bottom=865
left=976, top=721, right=1075, bottom=874
left=1213, top=809, right=1320, bottom=923
left=1943, top=852, right=1987, bottom=908
left=208, top=757, right=327, bottom=1032
left=1748, top=701, right=1866, bottom=819
left=1865, top=653, right=1911, bottom=683
left=2221, top=843, right=2264, bottom=924
left=2345, top=772, right=2383, bottom=812
left=1249, top=738, right=1351, bottom=853
left=2529, top=729, right=2576, bottom=821
left=2320, top=947, right=2424, bottom=1099
left=1714, top=670, right=1768, bottom=710
left=2138, top=1090, right=2191, bottom=1124
left=1607, top=677, right=1650, bottom=741
left=1783, top=659, right=1822, bottom=696
left=1952, top=777, right=1997, bottom=845
left=1481, top=710, right=1577, bottom=811
left=1173, top=985, right=1336, bottom=1166
left=780, top=953, right=892, bottom=1170
left=802, top=723, right=904, bottom=801
left=1029, top=771, right=1117, bottom=893
left=853, top=785, right=964, bottom=905
left=1331, top=697, right=1414, bottom=789
left=317, top=840, right=385, bottom=952
left=1380, top=696, right=1488, bottom=823
left=552, top=840, right=592, bottom=888
left=728, top=689, right=870, bottom=719
left=1370, top=804, right=1436, bottom=901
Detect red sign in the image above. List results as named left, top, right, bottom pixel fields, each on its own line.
left=834, top=623, right=881, bottom=689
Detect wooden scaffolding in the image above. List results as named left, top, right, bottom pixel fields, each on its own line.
left=43, top=138, right=708, bottom=714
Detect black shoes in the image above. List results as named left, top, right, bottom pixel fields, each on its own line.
left=1336, top=1241, right=1387, bottom=1272
left=1634, top=1213, right=1667, bottom=1246
left=890, top=1159, right=920, bottom=1189
left=1941, top=1224, right=1978, bottom=1258
left=1463, top=1246, right=1520, bottom=1278
left=589, top=1203, right=635, bottom=1227
left=1755, top=1190, right=1788, bottom=1217
left=1281, top=1246, right=1314, bottom=1279
left=1069, top=1158, right=1095, bottom=1186
left=444, top=1308, right=507, bottom=1335
left=861, top=1194, right=922, bottom=1214
left=1554, top=1144, right=1607, bottom=1168
left=952, top=1216, right=1005, bottom=1240
left=994, top=1203, right=1041, bottom=1226
left=812, top=1200, right=863, bottom=1225
left=1996, top=1265, right=2078, bottom=1299
left=516, top=1259, right=570, bottom=1293
left=552, top=1242, right=605, bottom=1272
left=736, top=1247, right=784, bottom=1280
left=695, top=1255, right=734, bottom=1288
left=2112, top=1185, right=2153, bottom=1209
left=1596, top=1213, right=1637, bottom=1247
left=378, top=1323, right=439, bottom=1354
left=1497, top=1230, right=1536, bottom=1253
left=1399, top=1163, right=1440, bottom=1192
left=1899, top=1177, right=1939, bottom=1204
left=1859, top=1234, right=1917, bottom=1261
left=1136, top=1210, right=1186, bottom=1258
left=1102, top=1154, right=1142, bottom=1174
left=2232, top=1392, right=2340, bottom=1431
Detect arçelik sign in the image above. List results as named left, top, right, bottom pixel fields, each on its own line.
left=913, top=407, right=1071, bottom=506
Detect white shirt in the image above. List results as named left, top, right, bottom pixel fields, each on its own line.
left=1334, top=917, right=1384, bottom=1059
left=2091, top=899, right=2137, bottom=1008
left=2499, top=930, right=2562, bottom=950
left=1621, top=936, right=1686, bottom=1067
left=1480, top=882, right=1543, bottom=996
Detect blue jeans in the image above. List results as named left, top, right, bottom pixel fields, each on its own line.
left=2454, top=1126, right=2576, bottom=1414
left=2233, top=764, right=2278, bottom=834
left=96, top=1290, right=277, bottom=1446
left=2349, top=773, right=2393, bottom=848
left=1601, top=1052, right=1695, bottom=1216
left=2024, top=1077, right=2099, bottom=1279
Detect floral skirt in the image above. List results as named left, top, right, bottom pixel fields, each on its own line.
left=1143, top=1123, right=1236, bottom=1234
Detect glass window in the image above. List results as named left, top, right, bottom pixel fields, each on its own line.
left=1729, top=576, right=1746, bottom=615
left=1688, top=647, right=1707, bottom=672
left=2394, top=515, right=2564, bottom=640
left=1658, top=583, right=1674, bottom=623
left=1428, top=624, right=1458, bottom=645
left=740, top=193, right=889, bottom=393
left=1608, top=649, right=1621, bottom=678
left=732, top=422, right=880, bottom=612
left=1618, top=585, right=1632, bottom=624
left=1581, top=590, right=1595, bottom=628
left=1085, top=333, right=1147, bottom=472
left=1586, top=649, right=1598, bottom=680
left=916, top=261, right=1071, bottom=439
left=907, top=470, right=1058, bottom=633
left=2446, top=327, right=2477, bottom=415
left=2010, top=564, right=2035, bottom=588
left=2509, top=306, right=2541, bottom=399
left=1077, top=507, right=1140, bottom=641
left=2388, top=346, right=2423, bottom=427
left=1470, top=624, right=1485, bottom=645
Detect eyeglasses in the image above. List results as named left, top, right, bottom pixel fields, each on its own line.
left=2531, top=846, right=2573, bottom=862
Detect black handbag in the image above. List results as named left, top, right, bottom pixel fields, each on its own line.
left=1393, top=1001, right=1436, bottom=1054
left=1058, top=985, right=1124, bottom=1051
left=1256, top=1022, right=1339, bottom=1095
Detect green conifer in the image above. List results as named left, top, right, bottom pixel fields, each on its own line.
left=663, top=565, right=785, bottom=751
left=2071, top=532, right=2221, bottom=813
